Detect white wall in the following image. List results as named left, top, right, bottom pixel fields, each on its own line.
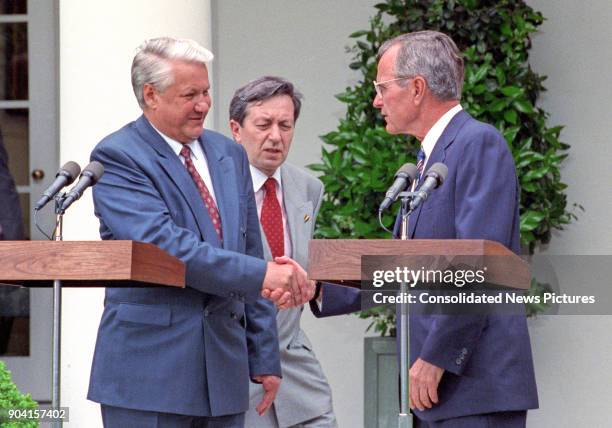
left=212, top=1, right=612, bottom=427
left=59, top=1, right=212, bottom=425
left=525, top=1, right=612, bottom=426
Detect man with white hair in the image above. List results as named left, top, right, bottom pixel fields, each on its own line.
left=311, top=31, right=539, bottom=427
left=87, top=37, right=311, bottom=427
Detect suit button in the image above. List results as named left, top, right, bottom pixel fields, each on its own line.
left=455, top=358, right=462, bottom=365
left=229, top=292, right=235, bottom=298
left=461, top=348, right=468, bottom=355
left=203, top=309, right=210, bottom=317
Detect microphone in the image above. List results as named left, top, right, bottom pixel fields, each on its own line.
left=34, top=161, right=81, bottom=210
left=60, top=161, right=105, bottom=212
left=379, top=163, right=418, bottom=212
left=409, top=163, right=448, bottom=211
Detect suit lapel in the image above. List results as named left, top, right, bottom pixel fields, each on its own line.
left=199, top=131, right=239, bottom=251
left=135, top=116, right=221, bottom=246
left=408, top=110, right=470, bottom=238
left=281, top=165, right=312, bottom=263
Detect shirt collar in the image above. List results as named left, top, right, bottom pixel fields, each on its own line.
left=420, top=104, right=463, bottom=161
left=250, top=165, right=283, bottom=194
left=149, top=120, right=201, bottom=160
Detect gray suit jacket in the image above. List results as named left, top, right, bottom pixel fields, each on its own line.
left=246, top=163, right=334, bottom=427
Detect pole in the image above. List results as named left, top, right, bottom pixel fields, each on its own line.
left=398, top=196, right=412, bottom=428
left=51, top=200, right=64, bottom=428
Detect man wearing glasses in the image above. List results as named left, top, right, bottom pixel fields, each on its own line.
left=309, top=31, right=538, bottom=428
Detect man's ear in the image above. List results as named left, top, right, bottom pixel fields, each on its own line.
left=412, top=76, right=427, bottom=106
left=229, top=119, right=242, bottom=143
left=143, top=83, right=158, bottom=109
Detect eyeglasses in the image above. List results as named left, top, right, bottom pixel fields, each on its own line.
left=372, top=76, right=412, bottom=97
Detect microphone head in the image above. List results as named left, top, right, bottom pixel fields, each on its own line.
left=425, top=163, right=448, bottom=187
left=57, top=161, right=82, bottom=184
left=395, top=163, right=418, bottom=182
left=81, top=161, right=105, bottom=183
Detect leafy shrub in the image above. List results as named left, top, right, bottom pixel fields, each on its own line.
left=309, top=0, right=581, bottom=334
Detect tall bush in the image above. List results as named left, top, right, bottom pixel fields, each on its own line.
left=309, top=0, right=580, bottom=335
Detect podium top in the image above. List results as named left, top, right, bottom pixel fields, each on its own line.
left=0, top=240, right=185, bottom=288
left=308, top=239, right=530, bottom=289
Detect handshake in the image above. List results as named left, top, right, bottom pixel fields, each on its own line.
left=261, top=256, right=316, bottom=309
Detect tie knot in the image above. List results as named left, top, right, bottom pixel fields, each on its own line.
left=417, top=149, right=426, bottom=164
left=264, top=177, right=277, bottom=194
left=180, top=145, right=191, bottom=160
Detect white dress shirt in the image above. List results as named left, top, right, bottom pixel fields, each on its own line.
left=250, top=165, right=292, bottom=258
left=151, top=123, right=218, bottom=205
left=412, top=104, right=462, bottom=190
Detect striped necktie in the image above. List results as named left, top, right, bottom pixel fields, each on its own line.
left=415, top=148, right=426, bottom=187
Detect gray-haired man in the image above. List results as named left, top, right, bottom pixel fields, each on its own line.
left=87, top=38, right=311, bottom=428
left=230, top=76, right=338, bottom=428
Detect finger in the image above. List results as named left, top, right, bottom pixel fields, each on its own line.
left=274, top=255, right=291, bottom=265
left=261, top=289, right=271, bottom=299
left=274, top=255, right=293, bottom=265
left=419, top=383, right=432, bottom=410
left=429, top=382, right=439, bottom=405
left=277, top=291, right=293, bottom=308
left=256, top=391, right=274, bottom=416
left=268, top=288, right=285, bottom=301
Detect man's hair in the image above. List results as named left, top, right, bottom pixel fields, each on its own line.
left=229, top=76, right=303, bottom=126
left=131, top=37, right=214, bottom=109
left=378, top=31, right=464, bottom=101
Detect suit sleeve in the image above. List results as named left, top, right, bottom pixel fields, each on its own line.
left=419, top=127, right=519, bottom=375
left=91, top=141, right=268, bottom=303
left=239, top=146, right=282, bottom=378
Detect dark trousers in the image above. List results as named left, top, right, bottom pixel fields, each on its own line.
left=413, top=411, right=527, bottom=428
left=101, top=405, right=245, bottom=428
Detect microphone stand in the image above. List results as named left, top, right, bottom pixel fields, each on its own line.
left=396, top=190, right=416, bottom=428
left=51, top=193, right=67, bottom=428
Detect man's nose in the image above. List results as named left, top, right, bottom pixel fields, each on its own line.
left=268, top=125, right=281, bottom=141
left=195, top=96, right=210, bottom=112
left=373, top=92, right=383, bottom=109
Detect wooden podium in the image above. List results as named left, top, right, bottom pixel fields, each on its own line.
left=0, top=240, right=184, bottom=426
left=0, top=240, right=185, bottom=288
left=308, top=238, right=530, bottom=289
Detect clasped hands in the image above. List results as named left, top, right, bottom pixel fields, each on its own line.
left=261, top=256, right=316, bottom=309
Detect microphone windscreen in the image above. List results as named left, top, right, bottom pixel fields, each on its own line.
left=396, top=163, right=418, bottom=181
left=60, top=161, right=82, bottom=184
left=426, top=162, right=448, bottom=184
left=82, top=161, right=105, bottom=183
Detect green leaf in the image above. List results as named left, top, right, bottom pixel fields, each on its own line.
left=504, top=109, right=518, bottom=124
left=514, top=99, right=535, bottom=113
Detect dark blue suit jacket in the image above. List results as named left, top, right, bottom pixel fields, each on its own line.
left=87, top=116, right=281, bottom=417
left=313, top=111, right=538, bottom=421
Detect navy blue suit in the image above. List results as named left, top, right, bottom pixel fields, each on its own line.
left=87, top=116, right=281, bottom=417
left=312, top=111, right=538, bottom=422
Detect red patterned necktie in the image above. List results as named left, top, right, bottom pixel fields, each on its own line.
left=260, top=177, right=284, bottom=259
left=180, top=145, right=223, bottom=240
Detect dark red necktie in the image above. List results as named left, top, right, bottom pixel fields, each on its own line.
left=260, top=177, right=284, bottom=258
left=180, top=145, right=222, bottom=240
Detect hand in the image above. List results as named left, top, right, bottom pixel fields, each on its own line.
left=262, top=261, right=301, bottom=307
left=252, top=375, right=281, bottom=416
left=274, top=256, right=314, bottom=305
left=409, top=358, right=444, bottom=411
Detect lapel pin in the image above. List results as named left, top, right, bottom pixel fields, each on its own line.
left=304, top=214, right=310, bottom=222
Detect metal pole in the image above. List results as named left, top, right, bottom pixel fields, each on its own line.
left=398, top=197, right=412, bottom=428
left=51, top=208, right=63, bottom=428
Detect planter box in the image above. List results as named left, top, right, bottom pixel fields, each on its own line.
left=364, top=336, right=401, bottom=427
